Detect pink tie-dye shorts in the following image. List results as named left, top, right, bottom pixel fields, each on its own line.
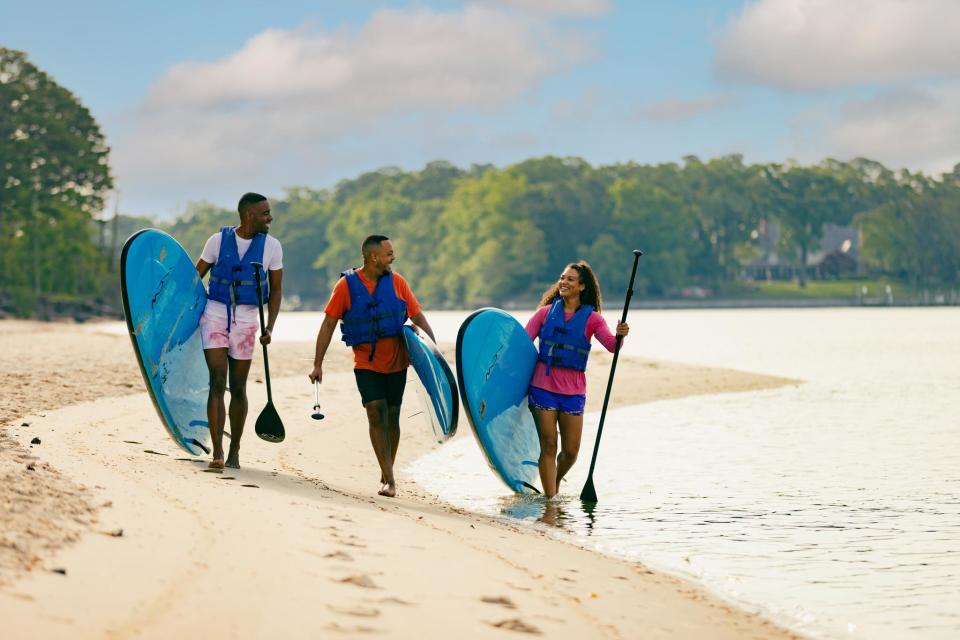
left=199, top=313, right=259, bottom=360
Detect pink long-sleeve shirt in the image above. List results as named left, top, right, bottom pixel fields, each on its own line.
left=525, top=305, right=621, bottom=396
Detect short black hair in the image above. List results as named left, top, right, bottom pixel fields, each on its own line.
left=362, top=235, right=390, bottom=256
left=238, top=192, right=267, bottom=214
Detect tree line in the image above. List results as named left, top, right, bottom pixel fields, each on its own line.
left=2, top=47, right=959, bottom=318
left=154, top=156, right=960, bottom=310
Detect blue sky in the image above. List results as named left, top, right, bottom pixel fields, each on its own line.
left=3, top=0, right=959, bottom=218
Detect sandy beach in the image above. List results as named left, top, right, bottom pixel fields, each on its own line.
left=0, top=318, right=801, bottom=638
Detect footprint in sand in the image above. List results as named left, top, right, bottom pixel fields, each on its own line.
left=143, top=449, right=168, bottom=456
left=488, top=619, right=542, bottom=635
left=202, top=468, right=223, bottom=474
left=325, top=622, right=380, bottom=634
left=216, top=476, right=236, bottom=480
left=481, top=596, right=516, bottom=609
left=331, top=532, right=367, bottom=549
left=241, top=484, right=259, bottom=488
left=123, top=440, right=142, bottom=445
left=324, top=550, right=354, bottom=561
left=327, top=604, right=380, bottom=618
left=335, top=575, right=379, bottom=589
left=377, top=596, right=415, bottom=606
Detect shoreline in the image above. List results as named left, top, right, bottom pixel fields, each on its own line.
left=0, top=319, right=801, bottom=638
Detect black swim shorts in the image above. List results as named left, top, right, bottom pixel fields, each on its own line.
left=354, top=368, right=407, bottom=407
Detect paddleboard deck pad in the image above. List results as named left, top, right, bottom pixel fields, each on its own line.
left=456, top=308, right=540, bottom=493
left=402, top=325, right=458, bottom=443
left=120, top=229, right=210, bottom=455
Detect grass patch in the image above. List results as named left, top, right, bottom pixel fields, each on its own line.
left=726, top=279, right=915, bottom=300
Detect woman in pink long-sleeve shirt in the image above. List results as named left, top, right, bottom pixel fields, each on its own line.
left=525, top=261, right=629, bottom=498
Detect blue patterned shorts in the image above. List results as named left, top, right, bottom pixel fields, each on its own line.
left=527, top=386, right=586, bottom=415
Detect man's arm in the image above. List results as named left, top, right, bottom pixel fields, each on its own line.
left=308, top=314, right=340, bottom=383
left=195, top=258, right=212, bottom=278
left=260, top=268, right=283, bottom=345
left=409, top=311, right=436, bottom=343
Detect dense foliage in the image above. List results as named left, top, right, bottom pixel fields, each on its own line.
left=0, top=47, right=113, bottom=316
left=156, top=157, right=960, bottom=310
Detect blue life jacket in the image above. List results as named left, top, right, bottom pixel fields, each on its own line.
left=339, top=269, right=408, bottom=359
left=207, top=226, right=268, bottom=331
left=537, top=298, right=593, bottom=375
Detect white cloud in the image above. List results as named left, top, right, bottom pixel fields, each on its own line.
left=115, top=5, right=595, bottom=212
left=715, top=0, right=960, bottom=90
left=636, top=94, right=737, bottom=123
left=798, top=85, right=960, bottom=173
left=475, top=0, right=612, bottom=16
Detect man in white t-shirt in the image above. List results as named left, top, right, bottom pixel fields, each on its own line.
left=195, top=192, right=283, bottom=470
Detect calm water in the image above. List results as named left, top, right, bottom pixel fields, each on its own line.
left=399, top=308, right=959, bottom=640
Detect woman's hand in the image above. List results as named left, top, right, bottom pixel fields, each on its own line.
left=616, top=321, right=629, bottom=337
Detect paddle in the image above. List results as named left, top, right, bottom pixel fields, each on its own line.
left=580, top=249, right=642, bottom=503
left=251, top=262, right=285, bottom=443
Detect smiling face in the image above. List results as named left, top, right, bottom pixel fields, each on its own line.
left=370, top=239, right=395, bottom=274
left=557, top=266, right=585, bottom=301
left=244, top=199, right=272, bottom=234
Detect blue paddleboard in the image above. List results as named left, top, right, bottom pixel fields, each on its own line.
left=456, top=308, right=540, bottom=494
left=120, top=229, right=210, bottom=456
left=402, top=326, right=458, bottom=443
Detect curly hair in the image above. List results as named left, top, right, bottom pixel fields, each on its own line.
left=538, top=260, right=603, bottom=312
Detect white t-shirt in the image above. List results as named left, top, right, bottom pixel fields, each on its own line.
left=201, top=230, right=283, bottom=325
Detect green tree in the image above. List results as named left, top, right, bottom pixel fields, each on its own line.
left=682, top=155, right=763, bottom=283
left=1, top=47, right=113, bottom=316
left=762, top=162, right=853, bottom=287
left=165, top=201, right=237, bottom=260
left=427, top=168, right=545, bottom=306
left=596, top=174, right=694, bottom=296
left=509, top=156, right=615, bottom=283
left=857, top=167, right=960, bottom=287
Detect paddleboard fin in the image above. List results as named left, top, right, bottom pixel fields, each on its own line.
left=186, top=438, right=211, bottom=455
left=520, top=481, right=541, bottom=494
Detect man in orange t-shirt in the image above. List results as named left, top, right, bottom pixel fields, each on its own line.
left=309, top=235, right=436, bottom=498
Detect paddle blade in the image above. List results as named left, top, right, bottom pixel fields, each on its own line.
left=255, top=401, right=285, bottom=443
left=579, top=476, right=598, bottom=503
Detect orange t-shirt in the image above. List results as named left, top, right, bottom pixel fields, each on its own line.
left=324, top=269, right=423, bottom=373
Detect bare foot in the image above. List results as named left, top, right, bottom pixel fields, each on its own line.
left=208, top=458, right=225, bottom=470
left=225, top=453, right=240, bottom=469
left=377, top=482, right=397, bottom=498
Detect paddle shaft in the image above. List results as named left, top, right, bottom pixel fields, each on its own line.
left=580, top=249, right=642, bottom=502
left=251, top=262, right=273, bottom=403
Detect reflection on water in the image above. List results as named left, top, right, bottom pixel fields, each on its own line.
left=407, top=308, right=960, bottom=640
left=496, top=495, right=600, bottom=530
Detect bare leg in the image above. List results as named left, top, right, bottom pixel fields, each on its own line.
left=379, top=406, right=402, bottom=484
left=386, top=405, right=401, bottom=467
left=225, top=357, right=252, bottom=469
left=365, top=400, right=396, bottom=497
left=203, top=348, right=229, bottom=468
left=532, top=407, right=559, bottom=498
left=555, top=412, right=584, bottom=488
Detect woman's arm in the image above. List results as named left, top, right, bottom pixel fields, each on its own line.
left=525, top=306, right=549, bottom=341
left=589, top=312, right=629, bottom=353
